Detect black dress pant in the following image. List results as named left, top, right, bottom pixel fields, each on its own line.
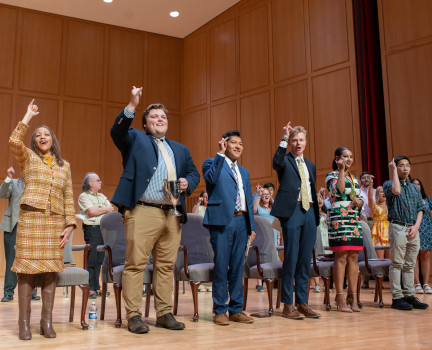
left=83, top=224, right=105, bottom=291
left=3, top=225, right=17, bottom=297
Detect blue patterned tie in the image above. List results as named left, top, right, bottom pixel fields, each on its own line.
left=231, top=163, right=242, bottom=212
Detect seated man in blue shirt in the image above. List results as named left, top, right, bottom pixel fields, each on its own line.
left=383, top=156, right=428, bottom=310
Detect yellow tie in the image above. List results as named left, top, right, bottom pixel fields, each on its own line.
left=297, top=158, right=310, bottom=211
left=156, top=138, right=176, bottom=181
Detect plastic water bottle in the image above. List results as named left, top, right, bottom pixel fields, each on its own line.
left=88, top=302, right=98, bottom=329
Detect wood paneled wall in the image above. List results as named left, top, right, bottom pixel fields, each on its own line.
left=0, top=4, right=182, bottom=274
left=377, top=0, right=432, bottom=195
left=182, top=0, right=362, bottom=210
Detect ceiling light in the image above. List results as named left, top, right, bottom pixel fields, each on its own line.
left=104, top=0, right=113, bottom=3
left=170, top=11, right=179, bottom=18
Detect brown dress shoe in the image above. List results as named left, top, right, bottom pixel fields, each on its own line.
left=229, top=312, right=254, bottom=323
left=282, top=304, right=305, bottom=320
left=213, top=313, right=230, bottom=326
left=296, top=304, right=321, bottom=318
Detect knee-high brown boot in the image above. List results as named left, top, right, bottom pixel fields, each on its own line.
left=40, top=272, right=57, bottom=338
left=18, top=273, right=34, bottom=340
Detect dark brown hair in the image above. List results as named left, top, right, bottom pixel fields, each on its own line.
left=30, top=125, right=64, bottom=166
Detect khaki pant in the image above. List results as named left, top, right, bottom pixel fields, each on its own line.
left=122, top=205, right=181, bottom=319
left=389, top=223, right=420, bottom=299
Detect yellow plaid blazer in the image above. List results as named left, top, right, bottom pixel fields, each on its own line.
left=9, top=122, right=77, bottom=228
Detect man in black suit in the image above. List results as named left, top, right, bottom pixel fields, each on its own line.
left=271, top=123, right=321, bottom=319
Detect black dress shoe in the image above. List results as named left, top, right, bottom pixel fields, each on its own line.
left=403, top=296, right=429, bottom=309
left=391, top=298, right=413, bottom=310
left=1, top=295, right=13, bottom=302
left=128, top=315, right=150, bottom=334
left=155, top=313, right=185, bottom=330
left=31, top=294, right=41, bottom=301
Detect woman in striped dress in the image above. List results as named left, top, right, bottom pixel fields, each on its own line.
left=9, top=99, right=77, bottom=340
left=326, top=147, right=363, bottom=313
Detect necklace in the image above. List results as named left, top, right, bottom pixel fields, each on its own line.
left=345, top=171, right=357, bottom=200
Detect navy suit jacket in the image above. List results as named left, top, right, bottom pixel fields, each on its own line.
left=270, top=147, right=319, bottom=226
left=202, top=154, right=255, bottom=233
left=110, top=110, right=200, bottom=223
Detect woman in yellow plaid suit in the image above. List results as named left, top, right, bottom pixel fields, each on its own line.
left=9, top=99, right=77, bottom=340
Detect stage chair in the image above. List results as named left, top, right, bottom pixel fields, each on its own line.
left=243, top=215, right=282, bottom=317
left=98, top=211, right=153, bottom=328
left=34, top=231, right=91, bottom=329
left=173, top=213, right=214, bottom=322
left=358, top=221, right=391, bottom=308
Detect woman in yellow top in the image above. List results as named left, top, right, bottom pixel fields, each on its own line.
left=9, top=99, right=77, bottom=340
left=367, top=176, right=389, bottom=259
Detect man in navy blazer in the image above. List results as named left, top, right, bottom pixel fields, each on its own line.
left=111, top=87, right=200, bottom=334
left=202, top=130, right=256, bottom=326
left=271, top=123, right=321, bottom=319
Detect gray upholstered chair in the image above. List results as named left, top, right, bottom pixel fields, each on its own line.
left=173, top=213, right=214, bottom=322
left=243, top=215, right=282, bottom=316
left=34, top=231, right=91, bottom=329
left=98, top=211, right=153, bottom=328
left=358, top=221, right=391, bottom=308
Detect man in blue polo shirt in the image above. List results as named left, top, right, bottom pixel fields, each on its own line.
left=383, top=156, right=428, bottom=310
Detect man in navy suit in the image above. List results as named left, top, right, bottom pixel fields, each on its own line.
left=202, top=130, right=256, bottom=326
left=271, top=123, right=321, bottom=319
left=111, top=86, right=200, bottom=333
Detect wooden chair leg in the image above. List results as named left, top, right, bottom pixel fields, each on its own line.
left=264, top=278, right=275, bottom=316
left=190, top=281, right=201, bottom=322
left=357, top=274, right=363, bottom=308
left=69, top=285, right=76, bottom=322
left=276, top=279, right=281, bottom=309
left=145, top=283, right=151, bottom=318
left=322, top=277, right=331, bottom=311
left=113, top=283, right=122, bottom=328
left=375, top=275, right=384, bottom=308
left=242, top=278, right=248, bottom=311
left=101, top=282, right=107, bottom=320
left=79, top=284, right=89, bottom=330
left=174, top=280, right=179, bottom=315
left=374, top=280, right=379, bottom=303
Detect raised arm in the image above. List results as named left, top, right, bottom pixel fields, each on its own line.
left=0, top=167, right=15, bottom=198
left=253, top=186, right=262, bottom=214
left=203, top=138, right=228, bottom=184
left=388, top=158, right=400, bottom=195
left=367, top=175, right=375, bottom=213
left=273, top=122, right=292, bottom=172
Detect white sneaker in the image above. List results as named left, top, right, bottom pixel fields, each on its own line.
left=314, top=285, right=321, bottom=293
left=423, top=284, right=432, bottom=294
left=415, top=284, right=424, bottom=294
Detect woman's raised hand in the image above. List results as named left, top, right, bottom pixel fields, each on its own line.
left=336, top=158, right=345, bottom=171
left=23, top=99, right=39, bottom=124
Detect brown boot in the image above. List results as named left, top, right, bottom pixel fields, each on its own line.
left=18, top=274, right=34, bottom=340
left=281, top=304, right=305, bottom=319
left=40, top=272, right=57, bottom=338
left=346, top=293, right=361, bottom=312
left=335, top=293, right=353, bottom=313
left=296, top=303, right=321, bottom=318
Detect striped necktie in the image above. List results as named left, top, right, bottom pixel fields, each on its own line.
left=297, top=158, right=310, bottom=211
left=231, top=163, right=242, bottom=212
left=156, top=138, right=176, bottom=181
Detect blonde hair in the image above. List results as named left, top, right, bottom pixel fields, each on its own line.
left=289, top=126, right=307, bottom=141
left=375, top=186, right=384, bottom=203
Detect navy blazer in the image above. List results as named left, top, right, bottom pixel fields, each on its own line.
left=270, top=147, right=320, bottom=226
left=202, top=154, right=255, bottom=233
left=110, top=110, right=200, bottom=223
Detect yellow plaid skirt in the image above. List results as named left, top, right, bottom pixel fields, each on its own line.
left=12, top=205, right=65, bottom=274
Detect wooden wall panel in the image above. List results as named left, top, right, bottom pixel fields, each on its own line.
left=312, top=69, right=360, bottom=175
left=210, top=20, right=237, bottom=101
left=271, top=0, right=307, bottom=82
left=210, top=101, right=237, bottom=156
left=147, top=36, right=181, bottom=111
left=274, top=80, right=309, bottom=156
left=0, top=7, right=17, bottom=89
left=61, top=102, right=103, bottom=177
left=182, top=109, right=207, bottom=184
left=166, top=114, right=181, bottom=143
left=239, top=5, right=270, bottom=92
left=63, top=20, right=105, bottom=100
left=183, top=32, right=207, bottom=109
left=107, top=28, right=145, bottom=104
left=19, top=12, right=63, bottom=94
left=240, top=92, right=272, bottom=179
left=309, top=0, right=349, bottom=71
left=381, top=0, right=432, bottom=49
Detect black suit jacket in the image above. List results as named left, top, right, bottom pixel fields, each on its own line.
left=270, top=147, right=319, bottom=226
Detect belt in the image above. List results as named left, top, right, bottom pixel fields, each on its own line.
left=82, top=224, right=100, bottom=228
left=137, top=201, right=174, bottom=210
left=234, top=211, right=244, bottom=217
left=297, top=201, right=314, bottom=207
left=390, top=219, right=414, bottom=227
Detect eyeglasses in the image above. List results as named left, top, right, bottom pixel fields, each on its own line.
left=397, top=165, right=411, bottom=169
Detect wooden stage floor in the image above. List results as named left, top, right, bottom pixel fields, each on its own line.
left=0, top=279, right=431, bottom=349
